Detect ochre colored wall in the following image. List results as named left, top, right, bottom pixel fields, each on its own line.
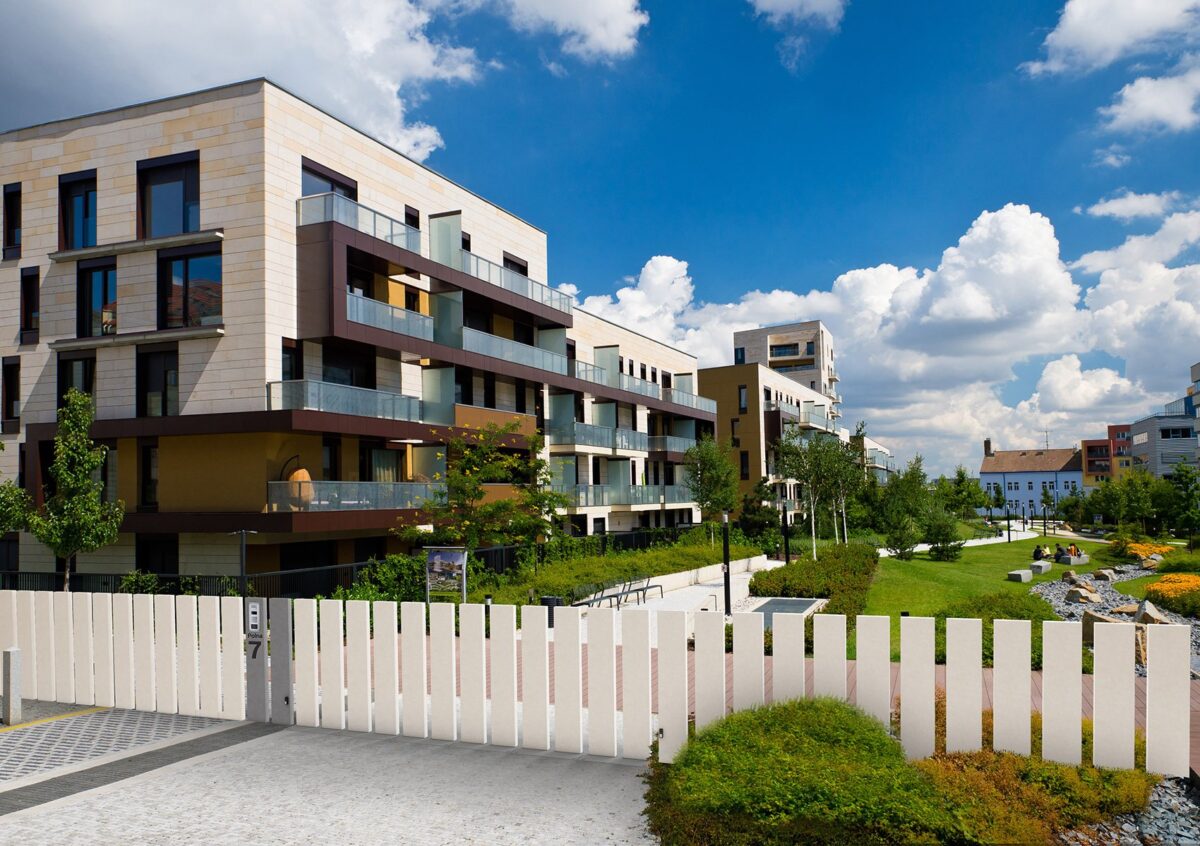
left=156, top=432, right=322, bottom=511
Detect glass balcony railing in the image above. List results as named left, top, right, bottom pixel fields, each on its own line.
left=298, top=193, right=421, bottom=253
left=267, top=380, right=422, bottom=422
left=548, top=421, right=614, bottom=449
left=568, top=358, right=608, bottom=386
left=267, top=481, right=443, bottom=512
left=460, top=250, right=573, bottom=315
left=662, top=388, right=717, bottom=414
left=621, top=486, right=663, bottom=506
left=620, top=373, right=661, bottom=399
left=552, top=485, right=611, bottom=507
left=462, top=327, right=568, bottom=375
left=345, top=292, right=434, bottom=341
left=614, top=428, right=649, bottom=451
left=648, top=435, right=696, bottom=453
left=663, top=485, right=693, bottom=504
left=766, top=400, right=801, bottom=417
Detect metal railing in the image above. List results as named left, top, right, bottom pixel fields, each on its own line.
left=267, top=380, right=422, bottom=422
left=298, top=193, right=421, bottom=253
left=548, top=421, right=615, bottom=449
left=619, top=373, right=661, bottom=399
left=662, top=387, right=717, bottom=414
left=648, top=435, right=696, bottom=453
left=266, top=481, right=443, bottom=512
left=568, top=358, right=608, bottom=386
left=663, top=485, right=693, bottom=504
left=614, top=428, right=649, bottom=451
left=460, top=249, right=573, bottom=314
left=345, top=292, right=434, bottom=341
left=462, top=327, right=568, bottom=375
left=552, top=484, right=612, bottom=507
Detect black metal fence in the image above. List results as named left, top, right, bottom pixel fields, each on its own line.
left=474, top=527, right=682, bottom=575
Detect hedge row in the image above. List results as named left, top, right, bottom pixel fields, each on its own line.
left=748, top=542, right=879, bottom=621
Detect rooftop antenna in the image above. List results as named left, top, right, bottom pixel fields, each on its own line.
left=1043, top=429, right=1050, bottom=449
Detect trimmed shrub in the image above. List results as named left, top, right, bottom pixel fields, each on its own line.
left=1159, top=552, right=1200, bottom=574
left=749, top=542, right=878, bottom=621
left=931, top=592, right=1094, bottom=673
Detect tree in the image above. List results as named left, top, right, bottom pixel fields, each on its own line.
left=776, top=429, right=839, bottom=559
left=397, top=422, right=567, bottom=551
left=0, top=441, right=28, bottom=533
left=989, top=485, right=1006, bottom=520
left=880, top=456, right=932, bottom=558
left=682, top=434, right=739, bottom=522
left=737, top=479, right=778, bottom=541
left=948, top=466, right=986, bottom=519
left=1169, top=464, right=1200, bottom=549
left=1120, top=470, right=1154, bottom=532
left=26, top=389, right=124, bottom=591
left=828, top=441, right=863, bottom=544
left=1090, top=478, right=1126, bottom=524
left=925, top=506, right=965, bottom=561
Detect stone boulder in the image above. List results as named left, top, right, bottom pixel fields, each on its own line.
left=1092, top=569, right=1117, bottom=582
left=1082, top=610, right=1123, bottom=645
left=1149, top=553, right=1164, bottom=561
left=1066, top=586, right=1102, bottom=604
left=1060, top=570, right=1077, bottom=582
left=1111, top=603, right=1139, bottom=615
left=1135, top=600, right=1169, bottom=625
left=1140, top=558, right=1159, bottom=571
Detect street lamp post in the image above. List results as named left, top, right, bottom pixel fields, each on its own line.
left=229, top=529, right=258, bottom=597
left=779, top=498, right=791, bottom=563
left=722, top=512, right=732, bottom=617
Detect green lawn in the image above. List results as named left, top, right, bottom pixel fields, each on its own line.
left=1112, top=574, right=1161, bottom=601
left=862, top=536, right=1106, bottom=653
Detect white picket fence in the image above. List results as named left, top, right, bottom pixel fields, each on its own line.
left=0, top=590, right=1191, bottom=777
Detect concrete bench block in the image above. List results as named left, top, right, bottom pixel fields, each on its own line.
left=1030, top=562, right=1052, bottom=575
left=1007, top=569, right=1033, bottom=583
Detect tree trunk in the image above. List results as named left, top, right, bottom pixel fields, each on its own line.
left=832, top=506, right=839, bottom=544
left=841, top=503, right=848, bottom=546
left=809, top=498, right=818, bottom=560
left=63, top=554, right=74, bottom=592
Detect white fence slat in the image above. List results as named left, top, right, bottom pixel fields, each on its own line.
left=813, top=614, right=847, bottom=699
left=345, top=600, right=372, bottom=733
left=175, top=596, right=200, bottom=717
left=220, top=596, right=245, bottom=721
left=458, top=604, right=486, bottom=744
left=52, top=591, right=74, bottom=704
left=132, top=593, right=156, bottom=711
left=945, top=617, right=982, bottom=753
left=1146, top=624, right=1190, bottom=777
left=900, top=616, right=935, bottom=760
left=621, top=609, right=652, bottom=760
left=586, top=607, right=617, bottom=756
left=34, top=591, right=55, bottom=701
left=771, top=611, right=805, bottom=702
left=111, top=593, right=135, bottom=709
left=0, top=590, right=15, bottom=653
left=1041, top=621, right=1080, bottom=764
left=293, top=599, right=319, bottom=727
left=1092, top=622, right=1135, bottom=769
left=16, top=591, right=36, bottom=694
left=401, top=601, right=428, bottom=738
left=372, top=601, right=400, bottom=736
left=430, top=602, right=457, bottom=741
left=70, top=593, right=93, bottom=706
left=92, top=593, right=114, bottom=708
left=521, top=605, right=550, bottom=750
left=318, top=599, right=345, bottom=730
left=554, top=606, right=583, bottom=753
left=153, top=594, right=178, bottom=714
left=692, top=611, right=726, bottom=729
left=657, top=610, right=689, bottom=764
left=490, top=605, right=518, bottom=747
left=197, top=596, right=222, bottom=719
left=992, top=619, right=1030, bottom=754
left=854, top=615, right=890, bottom=724
left=732, top=612, right=764, bottom=711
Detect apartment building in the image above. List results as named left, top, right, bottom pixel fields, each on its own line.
left=0, top=79, right=714, bottom=577
left=850, top=434, right=897, bottom=484
left=979, top=439, right=1083, bottom=518
left=1080, top=424, right=1131, bottom=490
left=732, top=321, right=840, bottom=418
left=697, top=364, right=838, bottom=510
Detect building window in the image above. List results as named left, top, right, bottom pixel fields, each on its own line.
left=1027, top=481, right=1033, bottom=490
left=763, top=387, right=772, bottom=403
left=405, top=289, right=420, bottom=312
left=2, top=183, right=20, bottom=260
left=503, top=253, right=528, bottom=276
left=322, top=436, right=341, bottom=480
left=60, top=170, right=97, bottom=250
left=640, top=363, right=648, bottom=381
left=650, top=367, right=657, bottom=384
left=138, top=152, right=199, bottom=239
left=282, top=340, right=302, bottom=382
left=300, top=160, right=356, bottom=199
left=806, top=341, right=815, bottom=355
left=158, top=249, right=221, bottom=328
left=19, top=268, right=38, bottom=344
left=1, top=358, right=18, bottom=429
left=404, top=205, right=420, bottom=231
left=137, top=348, right=178, bottom=417
left=78, top=261, right=117, bottom=337
left=57, top=354, right=95, bottom=406
left=139, top=443, right=159, bottom=510
left=740, top=450, right=751, bottom=480
left=730, top=418, right=741, bottom=447
left=769, top=343, right=799, bottom=358
left=734, top=347, right=745, bottom=365
left=461, top=232, right=472, bottom=252
left=135, top=534, right=178, bottom=574
left=737, top=384, right=748, bottom=414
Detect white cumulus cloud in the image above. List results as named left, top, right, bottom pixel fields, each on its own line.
left=1024, top=0, right=1200, bottom=75
left=1073, top=210, right=1200, bottom=272
left=499, top=0, right=649, bottom=60
left=1085, top=189, right=1183, bottom=220
left=748, top=0, right=848, bottom=27
left=1101, top=64, right=1200, bottom=132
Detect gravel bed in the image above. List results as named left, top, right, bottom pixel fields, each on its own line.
left=1057, top=778, right=1200, bottom=845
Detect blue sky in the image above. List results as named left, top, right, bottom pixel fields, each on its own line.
left=4, top=0, right=1199, bottom=473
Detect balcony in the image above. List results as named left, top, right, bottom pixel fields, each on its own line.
left=267, top=380, right=421, bottom=422
left=620, top=372, right=661, bottom=400
left=552, top=484, right=694, bottom=507
left=568, top=358, right=608, bottom=387
left=346, top=292, right=434, bottom=341
left=460, top=250, right=573, bottom=315
left=462, top=327, right=567, bottom=375
left=648, top=435, right=696, bottom=453
left=454, top=404, right=538, bottom=437
left=547, top=422, right=649, bottom=452
left=614, top=427, right=649, bottom=451
left=553, top=485, right=612, bottom=508
left=829, top=370, right=840, bottom=382
left=267, top=481, right=443, bottom=513
left=298, top=193, right=421, bottom=253
left=662, top=387, right=717, bottom=414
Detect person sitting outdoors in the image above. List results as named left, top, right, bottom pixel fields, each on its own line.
left=1054, top=543, right=1068, bottom=563
left=1041, top=545, right=1053, bottom=560
left=1067, top=542, right=1081, bottom=558
left=1032, top=545, right=1044, bottom=561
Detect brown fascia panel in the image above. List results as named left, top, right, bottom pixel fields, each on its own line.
left=119, top=508, right=421, bottom=535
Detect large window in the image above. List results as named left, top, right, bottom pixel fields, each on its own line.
left=737, top=384, right=748, bottom=414
left=3, top=183, right=21, bottom=260
left=301, top=159, right=356, bottom=200
left=19, top=268, right=38, bottom=344
left=137, top=348, right=178, bottom=417
left=733, top=347, right=745, bottom=365
left=139, top=445, right=159, bottom=510
left=158, top=250, right=221, bottom=328
left=1, top=357, right=19, bottom=431
left=138, top=152, right=199, bottom=238
left=769, top=343, right=799, bottom=358
left=78, top=261, right=117, bottom=337
left=60, top=170, right=97, bottom=250
left=57, top=353, right=95, bottom=407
